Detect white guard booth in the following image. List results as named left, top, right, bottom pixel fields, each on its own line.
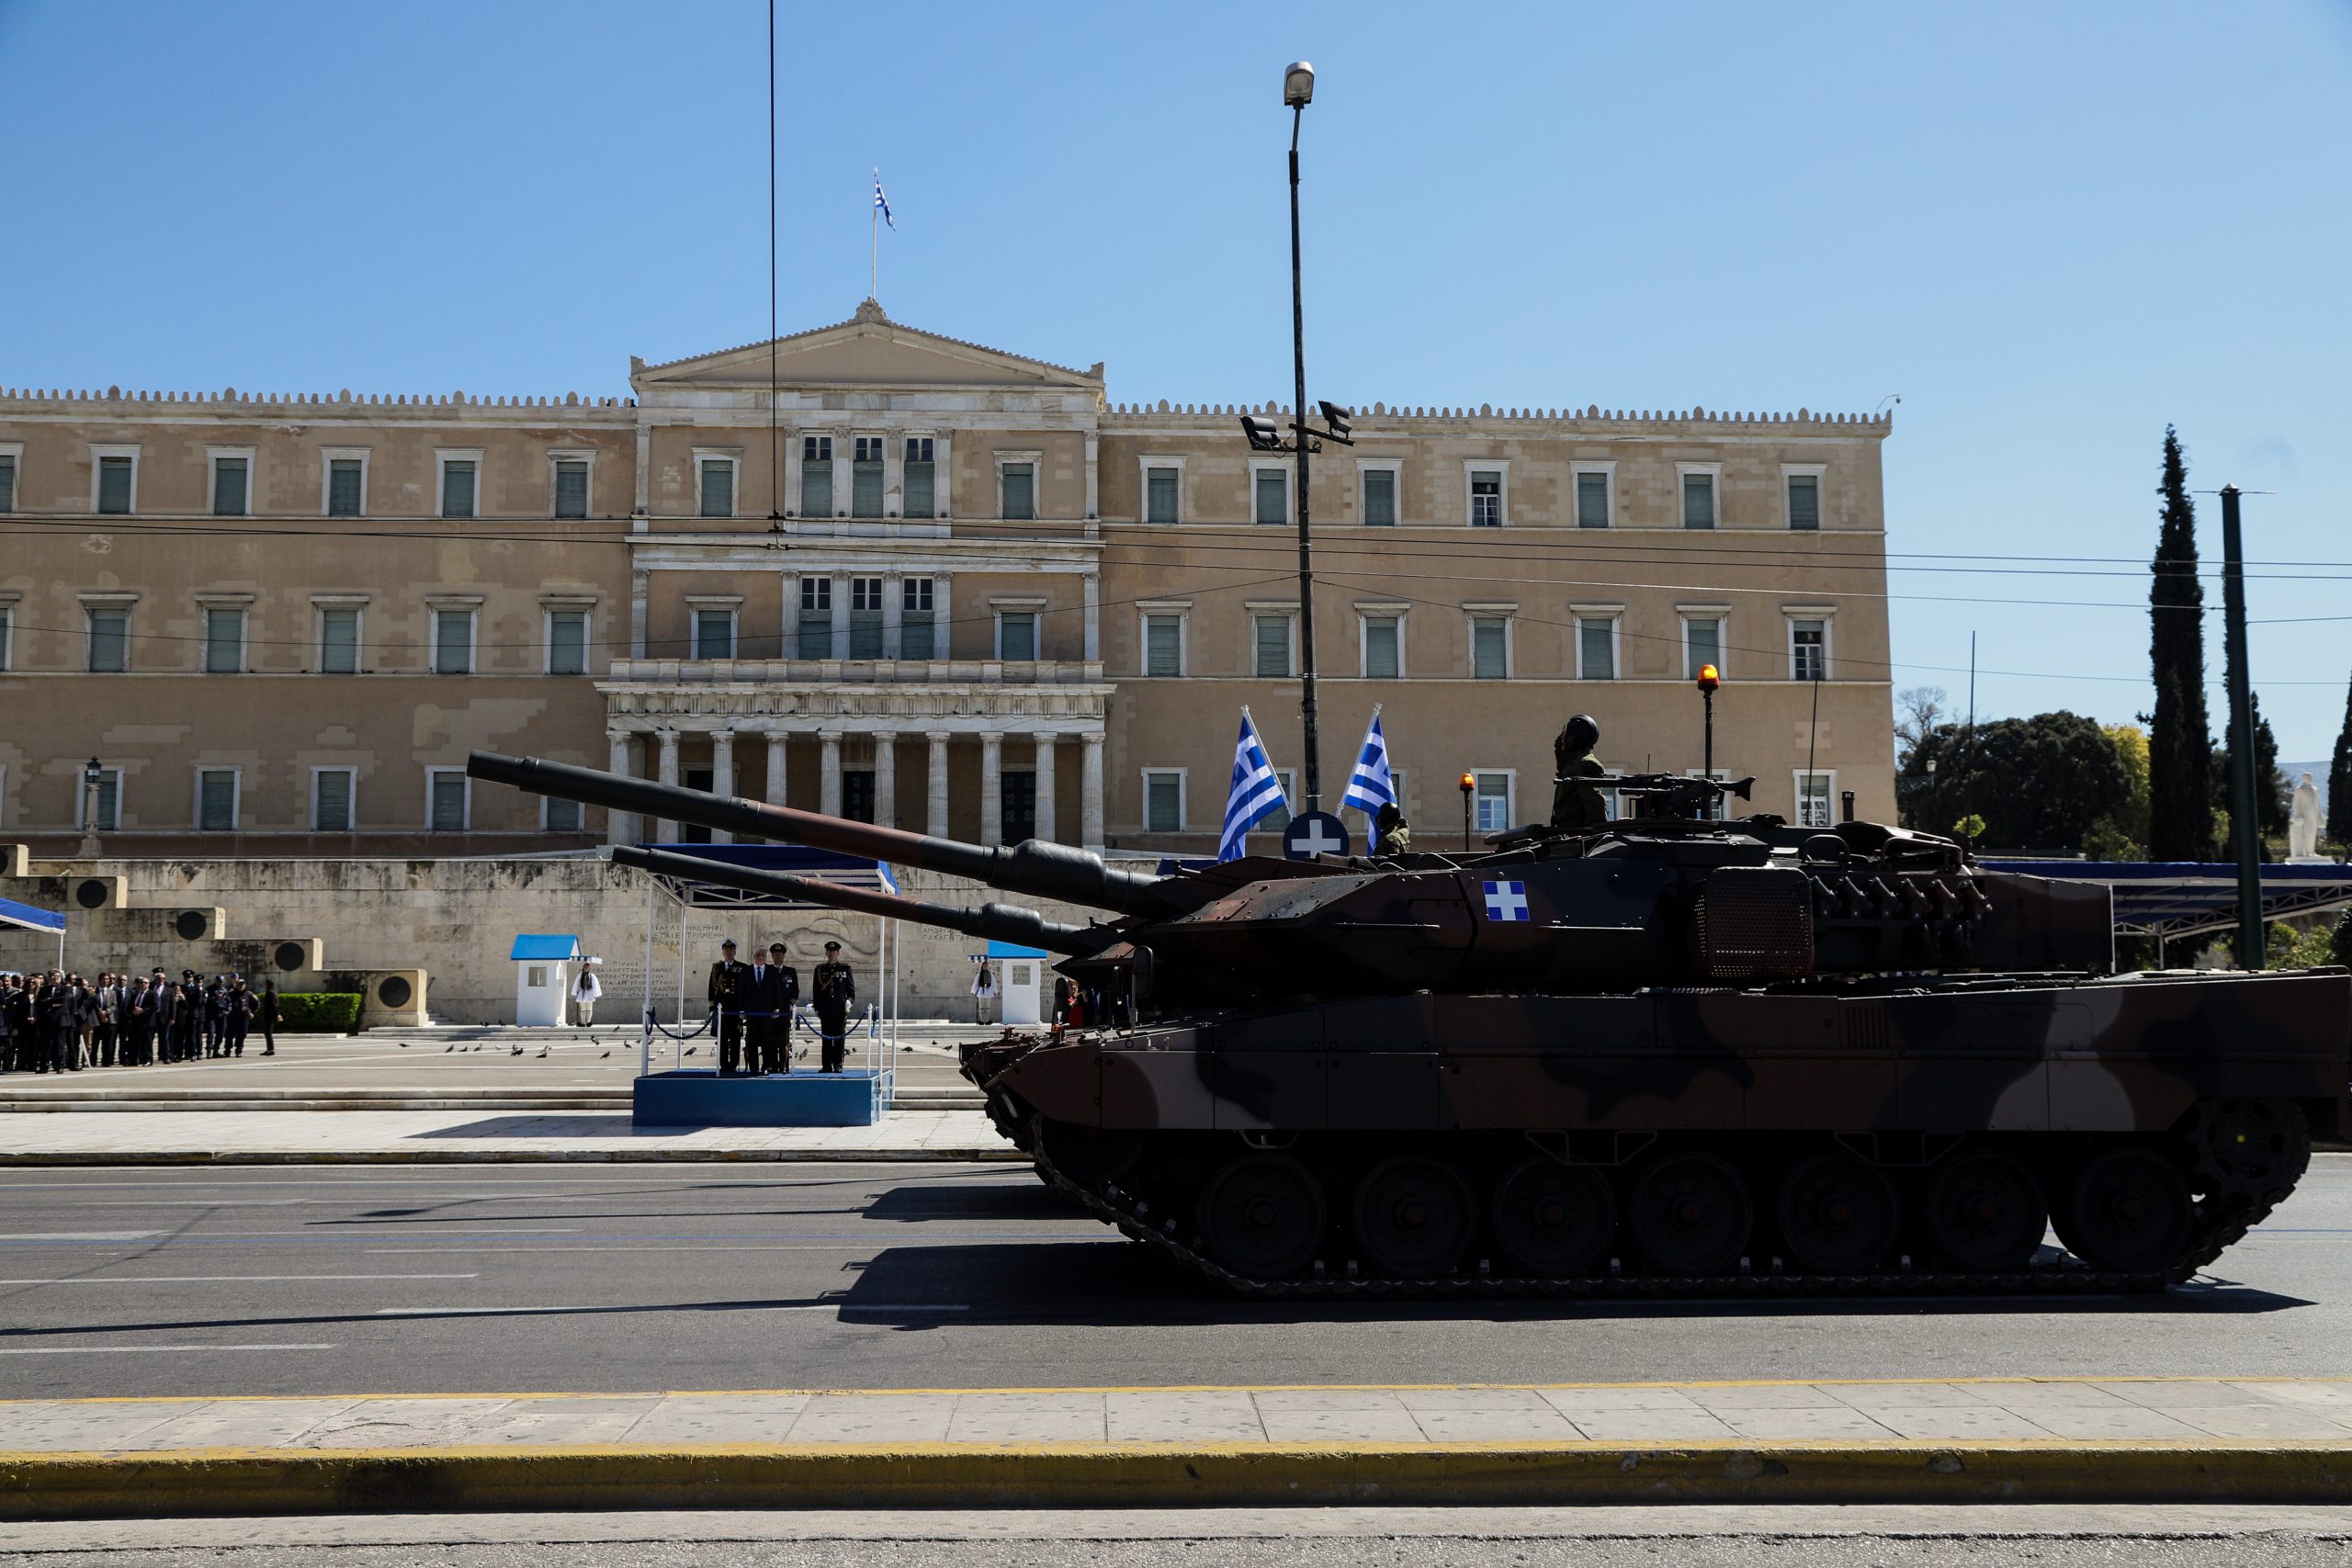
left=510, top=933, right=582, bottom=1026
left=989, top=940, right=1047, bottom=1026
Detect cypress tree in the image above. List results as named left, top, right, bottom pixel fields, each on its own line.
left=2328, top=672, right=2352, bottom=847
left=2147, top=426, right=2214, bottom=860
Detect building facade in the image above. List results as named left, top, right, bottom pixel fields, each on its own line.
left=0, top=300, right=1895, bottom=863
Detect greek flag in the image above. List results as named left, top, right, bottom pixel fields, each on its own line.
left=873, top=177, right=895, bottom=230
left=1339, top=706, right=1396, bottom=817
left=1218, top=708, right=1286, bottom=862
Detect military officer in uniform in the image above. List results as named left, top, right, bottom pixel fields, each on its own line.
left=1550, top=713, right=1610, bottom=832
left=707, top=939, right=752, bottom=1075
left=749, top=942, right=799, bottom=1075
left=811, top=941, right=855, bottom=1074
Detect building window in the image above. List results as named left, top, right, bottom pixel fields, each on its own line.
left=997, top=611, right=1038, bottom=662
left=547, top=609, right=587, bottom=675
left=900, top=577, right=935, bottom=659
left=1795, top=770, right=1836, bottom=829
left=1786, top=472, right=1821, bottom=531
left=201, top=606, right=244, bottom=674
left=0, top=604, right=12, bottom=671
left=697, top=457, right=736, bottom=518
left=1253, top=467, right=1287, bottom=525
left=554, top=458, right=590, bottom=519
left=1680, top=469, right=1716, bottom=529
left=1143, top=770, right=1184, bottom=832
left=1683, top=615, right=1724, bottom=679
left=903, top=437, right=935, bottom=518
left=852, top=437, right=885, bottom=518
left=96, top=454, right=135, bottom=515
left=691, top=607, right=736, bottom=660
left=797, top=578, right=832, bottom=658
left=433, top=608, right=475, bottom=675
left=800, top=435, right=833, bottom=516
left=1144, top=613, right=1183, bottom=677
left=1470, top=615, right=1510, bottom=679
left=79, top=767, right=122, bottom=832
left=439, top=457, right=478, bottom=519
left=1253, top=613, right=1295, bottom=678
left=544, top=795, right=582, bottom=832
left=427, top=769, right=469, bottom=832
left=317, top=605, right=361, bottom=674
left=0, top=452, right=16, bottom=513
left=326, top=456, right=365, bottom=517
left=1000, top=461, right=1035, bottom=521
left=311, top=768, right=355, bottom=833
left=86, top=606, right=130, bottom=672
left=842, top=771, right=876, bottom=824
left=197, top=769, right=239, bottom=832
left=849, top=576, right=885, bottom=658
left=1146, top=465, right=1181, bottom=524
left=1474, top=772, right=1512, bottom=833
left=1362, top=467, right=1397, bottom=525
left=1576, top=615, right=1618, bottom=681
left=1575, top=468, right=1611, bottom=528
left=1469, top=468, right=1504, bottom=527
left=1362, top=615, right=1400, bottom=679
left=1791, top=617, right=1827, bottom=681
left=209, top=456, right=249, bottom=517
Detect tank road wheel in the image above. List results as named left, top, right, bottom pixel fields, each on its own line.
left=1491, top=1158, right=1616, bottom=1278
left=1197, top=1154, right=1326, bottom=1280
left=2190, top=1099, right=2311, bottom=1200
left=1628, top=1152, right=1752, bottom=1276
left=1351, top=1156, right=1477, bottom=1278
left=1776, top=1153, right=1900, bottom=1275
left=2056, top=1148, right=2195, bottom=1273
left=1923, top=1149, right=2046, bottom=1272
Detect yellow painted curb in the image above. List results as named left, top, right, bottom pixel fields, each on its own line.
left=4, top=1440, right=2351, bottom=1519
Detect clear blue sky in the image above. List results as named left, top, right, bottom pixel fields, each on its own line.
left=6, top=1, right=2349, bottom=759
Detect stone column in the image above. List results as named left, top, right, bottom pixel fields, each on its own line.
left=1081, top=731, right=1105, bottom=851
left=819, top=729, right=843, bottom=818
left=709, top=729, right=735, bottom=844
left=629, top=570, right=649, bottom=660
left=979, top=732, right=1003, bottom=848
left=605, top=729, right=637, bottom=845
left=655, top=729, right=680, bottom=841
left=925, top=731, right=951, bottom=838
left=882, top=570, right=903, bottom=658
left=1031, top=732, right=1057, bottom=844
left=764, top=733, right=787, bottom=807
left=1082, top=570, right=1101, bottom=663
left=871, top=729, right=898, bottom=829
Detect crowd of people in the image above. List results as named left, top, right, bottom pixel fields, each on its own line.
left=0, top=969, right=283, bottom=1073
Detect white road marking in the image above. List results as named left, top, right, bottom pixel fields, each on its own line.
left=375, top=1303, right=970, bottom=1315
left=0, top=1343, right=338, bottom=1355
left=0, top=1232, right=163, bottom=1242
left=0, top=1273, right=481, bottom=1284
left=36, top=1199, right=321, bottom=1207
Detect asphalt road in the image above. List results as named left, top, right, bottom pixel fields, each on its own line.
left=1, top=1156, right=2347, bottom=1399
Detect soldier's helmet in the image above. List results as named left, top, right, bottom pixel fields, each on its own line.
left=1561, top=713, right=1600, bottom=756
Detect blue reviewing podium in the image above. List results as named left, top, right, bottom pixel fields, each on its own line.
left=632, top=1067, right=894, bottom=1128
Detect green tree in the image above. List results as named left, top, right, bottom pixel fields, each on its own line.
left=2104, top=722, right=2152, bottom=846
left=2328, top=671, right=2352, bottom=847
left=2147, top=427, right=2214, bottom=861
left=1895, top=712, right=2132, bottom=855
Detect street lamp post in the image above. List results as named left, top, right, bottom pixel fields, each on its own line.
left=1459, top=772, right=1475, bottom=851
left=1695, top=664, right=1720, bottom=781
left=1283, top=60, right=1322, bottom=812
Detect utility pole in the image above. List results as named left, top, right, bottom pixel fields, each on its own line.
left=2220, top=484, right=2264, bottom=968
left=1285, top=75, right=1321, bottom=810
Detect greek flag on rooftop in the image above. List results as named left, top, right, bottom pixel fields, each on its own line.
left=873, top=178, right=895, bottom=230
left=1339, top=705, right=1397, bottom=817
left=1218, top=708, right=1286, bottom=863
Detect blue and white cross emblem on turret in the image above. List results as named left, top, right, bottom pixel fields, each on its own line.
left=1482, top=880, right=1531, bottom=921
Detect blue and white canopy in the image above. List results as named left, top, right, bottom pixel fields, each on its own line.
left=0, top=896, right=65, bottom=935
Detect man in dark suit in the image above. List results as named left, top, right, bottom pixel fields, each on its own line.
left=750, top=942, right=799, bottom=1075
left=812, top=941, right=855, bottom=1074
left=707, top=939, right=752, bottom=1075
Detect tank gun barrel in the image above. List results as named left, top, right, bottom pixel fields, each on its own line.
left=469, top=751, right=1170, bottom=917
left=612, top=846, right=1107, bottom=957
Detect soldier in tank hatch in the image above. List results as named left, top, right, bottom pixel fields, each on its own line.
left=812, top=941, right=854, bottom=1073
left=1550, top=713, right=1609, bottom=832
left=1374, top=801, right=1411, bottom=857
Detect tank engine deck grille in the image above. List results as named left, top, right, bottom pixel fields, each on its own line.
left=1694, top=867, right=1816, bottom=981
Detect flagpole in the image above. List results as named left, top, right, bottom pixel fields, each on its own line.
left=870, top=167, right=879, bottom=300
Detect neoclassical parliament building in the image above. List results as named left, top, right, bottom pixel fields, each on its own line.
left=0, top=300, right=1896, bottom=862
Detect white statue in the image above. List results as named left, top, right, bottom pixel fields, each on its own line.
left=2288, top=771, right=2324, bottom=862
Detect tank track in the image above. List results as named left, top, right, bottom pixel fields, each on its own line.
left=1006, top=1107, right=2290, bottom=1302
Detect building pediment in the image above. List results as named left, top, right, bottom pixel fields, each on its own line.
left=632, top=301, right=1103, bottom=396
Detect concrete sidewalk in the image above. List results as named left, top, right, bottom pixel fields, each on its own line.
left=0, top=1107, right=1013, bottom=1163
left=6, top=1378, right=2352, bottom=1517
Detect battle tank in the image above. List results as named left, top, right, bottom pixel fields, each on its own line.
left=469, top=750, right=2350, bottom=1298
